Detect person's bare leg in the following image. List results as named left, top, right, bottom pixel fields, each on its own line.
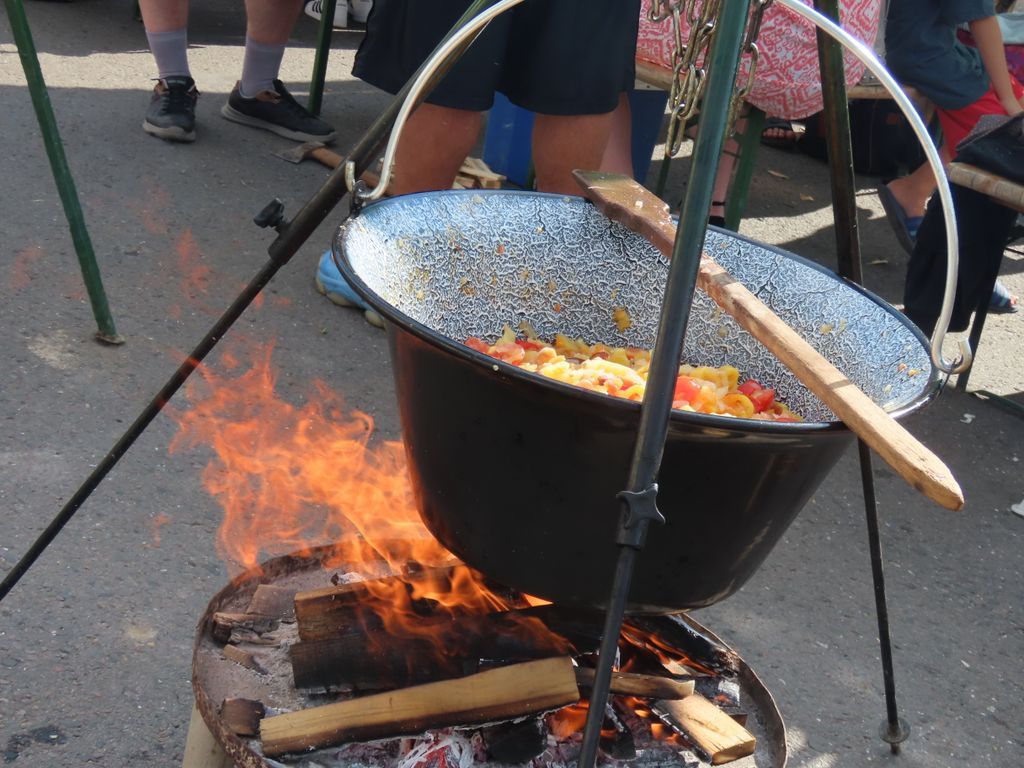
left=387, top=104, right=483, bottom=195
left=245, top=0, right=304, bottom=44
left=139, top=0, right=189, bottom=34
left=885, top=139, right=950, bottom=220
left=532, top=112, right=616, bottom=195
left=886, top=161, right=937, bottom=220
left=707, top=114, right=747, bottom=224
left=599, top=94, right=634, bottom=178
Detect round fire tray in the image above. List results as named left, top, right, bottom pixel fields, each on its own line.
left=192, top=545, right=788, bottom=767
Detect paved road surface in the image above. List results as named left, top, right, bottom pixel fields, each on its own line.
left=2, top=2, right=1021, bottom=766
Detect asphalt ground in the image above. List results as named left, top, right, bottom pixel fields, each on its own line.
left=1, top=2, right=1022, bottom=766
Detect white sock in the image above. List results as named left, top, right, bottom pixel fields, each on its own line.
left=239, top=37, right=286, bottom=98
left=146, top=28, right=190, bottom=80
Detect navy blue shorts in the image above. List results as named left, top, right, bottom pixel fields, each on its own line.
left=353, top=0, right=641, bottom=115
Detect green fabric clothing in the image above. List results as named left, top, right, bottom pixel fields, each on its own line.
left=885, top=0, right=996, bottom=110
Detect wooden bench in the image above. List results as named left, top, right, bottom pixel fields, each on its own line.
left=947, top=162, right=1024, bottom=214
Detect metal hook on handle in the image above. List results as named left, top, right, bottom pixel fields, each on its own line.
left=776, top=0, right=971, bottom=375
left=354, top=0, right=530, bottom=202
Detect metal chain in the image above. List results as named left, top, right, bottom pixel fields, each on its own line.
left=728, top=0, right=773, bottom=132
left=648, top=0, right=773, bottom=158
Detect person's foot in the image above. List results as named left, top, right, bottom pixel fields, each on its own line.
left=315, top=250, right=384, bottom=328
left=878, top=182, right=925, bottom=255
left=221, top=80, right=337, bottom=143
left=990, top=279, right=1019, bottom=314
left=304, top=0, right=348, bottom=28
left=143, top=76, right=198, bottom=142
left=708, top=200, right=727, bottom=228
left=760, top=118, right=804, bottom=151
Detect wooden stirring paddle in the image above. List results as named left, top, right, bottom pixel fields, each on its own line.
left=573, top=171, right=963, bottom=511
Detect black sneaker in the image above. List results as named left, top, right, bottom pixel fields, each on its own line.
left=143, top=76, right=198, bottom=142
left=220, top=80, right=337, bottom=143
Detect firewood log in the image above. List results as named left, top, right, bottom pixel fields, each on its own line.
left=655, top=694, right=756, bottom=765
left=260, top=657, right=580, bottom=757
left=574, top=667, right=695, bottom=700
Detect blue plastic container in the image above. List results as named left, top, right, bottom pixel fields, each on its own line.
left=482, top=89, right=669, bottom=187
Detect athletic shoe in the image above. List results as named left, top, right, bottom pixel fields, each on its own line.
left=143, top=76, right=198, bottom=142
left=304, top=0, right=348, bottom=28
left=221, top=80, right=337, bottom=143
left=315, top=250, right=384, bottom=328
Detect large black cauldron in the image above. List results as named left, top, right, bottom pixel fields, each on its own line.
left=335, top=191, right=937, bottom=613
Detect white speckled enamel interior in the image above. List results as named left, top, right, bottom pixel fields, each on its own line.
left=336, top=191, right=934, bottom=423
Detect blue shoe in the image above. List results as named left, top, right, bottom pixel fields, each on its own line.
left=315, top=250, right=384, bottom=328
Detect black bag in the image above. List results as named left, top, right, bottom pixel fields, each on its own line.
left=798, top=99, right=928, bottom=178
left=955, top=112, right=1024, bottom=184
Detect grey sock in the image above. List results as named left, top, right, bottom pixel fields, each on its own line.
left=146, top=28, right=190, bottom=80
left=239, top=37, right=286, bottom=98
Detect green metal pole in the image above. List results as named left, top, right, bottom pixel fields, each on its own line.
left=575, top=3, right=753, bottom=765
left=4, top=0, right=122, bottom=344
left=307, top=0, right=337, bottom=115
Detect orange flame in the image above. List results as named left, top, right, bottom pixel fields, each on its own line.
left=167, top=342, right=709, bottom=713
left=167, top=341, right=570, bottom=658
left=168, top=342, right=436, bottom=572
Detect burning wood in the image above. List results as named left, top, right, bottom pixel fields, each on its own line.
left=625, top=616, right=741, bottom=676
left=259, top=656, right=581, bottom=757
left=177, top=342, right=780, bottom=766
left=290, top=633, right=464, bottom=690
left=293, top=564, right=520, bottom=641
left=265, top=569, right=757, bottom=763
left=574, top=666, right=695, bottom=700
left=290, top=604, right=591, bottom=691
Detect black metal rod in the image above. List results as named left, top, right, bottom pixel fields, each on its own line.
left=813, top=0, right=906, bottom=750
left=0, top=0, right=502, bottom=603
left=858, top=441, right=907, bottom=753
left=576, top=1, right=754, bottom=764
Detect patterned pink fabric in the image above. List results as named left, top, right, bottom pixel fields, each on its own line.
left=636, top=0, right=882, bottom=119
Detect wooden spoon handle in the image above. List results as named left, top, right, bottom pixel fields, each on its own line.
left=574, top=171, right=962, bottom=511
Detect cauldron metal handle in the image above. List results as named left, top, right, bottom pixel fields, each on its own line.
left=349, top=0, right=969, bottom=376
left=346, top=0, right=527, bottom=203
left=775, top=0, right=968, bottom=374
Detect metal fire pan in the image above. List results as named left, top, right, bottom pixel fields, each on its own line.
left=192, top=545, right=787, bottom=767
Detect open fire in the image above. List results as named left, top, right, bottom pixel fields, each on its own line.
left=175, top=345, right=782, bottom=767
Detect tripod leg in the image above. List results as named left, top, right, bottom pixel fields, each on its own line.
left=859, top=442, right=911, bottom=753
